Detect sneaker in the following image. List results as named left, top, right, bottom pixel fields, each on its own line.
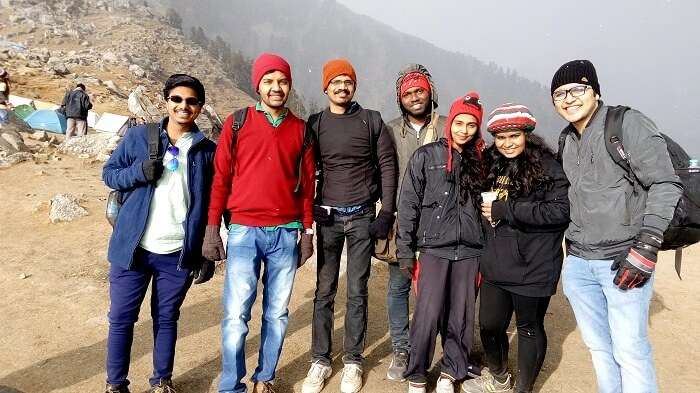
left=436, top=374, right=455, bottom=393
left=105, top=384, right=130, bottom=393
left=150, top=378, right=177, bottom=393
left=253, top=381, right=277, bottom=393
left=339, top=363, right=363, bottom=393
left=301, top=360, right=333, bottom=393
left=386, top=350, right=409, bottom=381
left=461, top=371, right=512, bottom=393
left=407, top=381, right=427, bottom=393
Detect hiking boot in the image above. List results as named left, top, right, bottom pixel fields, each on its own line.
left=339, top=363, right=363, bottom=393
left=253, top=381, right=277, bottom=393
left=386, top=350, right=409, bottom=381
left=461, top=371, right=512, bottom=393
left=149, top=378, right=177, bottom=393
left=436, top=374, right=455, bottom=393
left=105, top=383, right=130, bottom=393
left=407, top=381, right=427, bottom=393
left=301, top=360, right=333, bottom=393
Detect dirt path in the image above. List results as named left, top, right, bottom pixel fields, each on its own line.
left=0, top=155, right=698, bottom=393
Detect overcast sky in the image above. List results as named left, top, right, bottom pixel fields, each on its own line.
left=337, top=0, right=700, bottom=155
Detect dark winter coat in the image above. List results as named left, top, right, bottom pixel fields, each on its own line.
left=63, top=88, right=92, bottom=119
left=480, top=153, right=570, bottom=297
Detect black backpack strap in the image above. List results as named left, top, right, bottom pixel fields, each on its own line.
left=146, top=122, right=161, bottom=160
left=307, top=112, right=323, bottom=198
left=604, top=105, right=635, bottom=183
left=361, top=109, right=382, bottom=169
left=556, top=128, right=568, bottom=163
left=229, top=107, right=248, bottom=174
left=294, top=120, right=317, bottom=193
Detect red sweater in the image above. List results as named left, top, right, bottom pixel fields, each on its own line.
left=208, top=107, right=315, bottom=228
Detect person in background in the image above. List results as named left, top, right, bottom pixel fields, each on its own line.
left=62, top=82, right=93, bottom=138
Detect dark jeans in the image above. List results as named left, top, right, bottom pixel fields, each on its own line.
left=387, top=262, right=411, bottom=353
left=405, top=253, right=479, bottom=383
left=479, top=281, right=551, bottom=393
left=106, top=248, right=193, bottom=387
left=311, top=206, right=374, bottom=365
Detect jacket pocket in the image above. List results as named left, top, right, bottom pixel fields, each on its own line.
left=481, top=230, right=527, bottom=284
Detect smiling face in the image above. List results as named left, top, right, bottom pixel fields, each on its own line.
left=258, top=70, right=290, bottom=109
left=494, top=129, right=526, bottom=158
left=400, top=86, right=430, bottom=118
left=450, top=113, right=479, bottom=151
left=166, top=86, right=202, bottom=127
left=325, top=75, right=356, bottom=107
left=553, top=83, right=599, bottom=131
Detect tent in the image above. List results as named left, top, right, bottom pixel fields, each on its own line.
left=33, top=100, right=60, bottom=111
left=13, top=104, right=35, bottom=120
left=24, top=109, right=67, bottom=134
left=94, top=112, right=130, bottom=134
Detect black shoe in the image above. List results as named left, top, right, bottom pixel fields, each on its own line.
left=150, top=378, right=177, bottom=393
left=105, top=383, right=130, bottom=393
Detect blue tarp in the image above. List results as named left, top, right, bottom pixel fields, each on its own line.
left=24, top=109, right=67, bottom=134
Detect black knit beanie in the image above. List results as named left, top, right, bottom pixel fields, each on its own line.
left=551, top=60, right=600, bottom=97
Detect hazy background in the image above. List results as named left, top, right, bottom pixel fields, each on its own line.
left=337, top=0, right=700, bottom=155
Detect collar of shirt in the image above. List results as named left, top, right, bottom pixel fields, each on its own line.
left=256, top=101, right=288, bottom=128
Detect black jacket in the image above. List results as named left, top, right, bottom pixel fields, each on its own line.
left=481, top=153, right=570, bottom=297
left=309, top=105, right=398, bottom=213
left=62, top=88, right=92, bottom=119
left=397, top=139, right=483, bottom=261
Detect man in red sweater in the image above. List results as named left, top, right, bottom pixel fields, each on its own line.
left=202, top=53, right=316, bottom=393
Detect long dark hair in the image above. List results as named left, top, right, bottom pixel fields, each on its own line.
left=484, top=133, right=554, bottom=199
left=456, top=136, right=486, bottom=205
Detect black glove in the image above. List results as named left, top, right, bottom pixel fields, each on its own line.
left=313, top=204, right=334, bottom=226
left=612, top=229, right=662, bottom=290
left=399, top=258, right=414, bottom=279
left=193, top=259, right=215, bottom=285
left=142, top=159, right=164, bottom=182
left=369, top=210, right=395, bottom=239
left=297, top=232, right=314, bottom=268
left=202, top=225, right=226, bottom=261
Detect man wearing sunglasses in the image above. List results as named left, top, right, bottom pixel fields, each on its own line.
left=102, top=74, right=216, bottom=393
left=301, top=59, right=397, bottom=393
left=551, top=60, right=681, bottom=393
left=203, top=53, right=316, bottom=393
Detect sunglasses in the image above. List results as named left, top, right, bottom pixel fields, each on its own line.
left=165, top=145, right=180, bottom=171
left=168, top=95, right=201, bottom=106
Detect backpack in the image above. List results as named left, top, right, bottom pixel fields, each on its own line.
left=222, top=107, right=314, bottom=225
left=557, top=105, right=700, bottom=277
left=106, top=123, right=161, bottom=227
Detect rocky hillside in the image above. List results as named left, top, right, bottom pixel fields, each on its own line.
left=0, top=0, right=254, bottom=124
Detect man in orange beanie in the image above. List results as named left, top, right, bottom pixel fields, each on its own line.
left=301, top=59, right=397, bottom=393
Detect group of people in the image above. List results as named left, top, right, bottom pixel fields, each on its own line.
left=101, top=53, right=682, bottom=393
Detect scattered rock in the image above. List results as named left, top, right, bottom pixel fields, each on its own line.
left=102, top=80, right=128, bottom=98
left=128, top=64, right=146, bottom=78
left=19, top=273, right=28, bottom=280
left=29, top=131, right=49, bottom=142
left=49, top=193, right=89, bottom=223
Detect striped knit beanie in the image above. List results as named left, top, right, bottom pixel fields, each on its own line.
left=487, top=103, right=537, bottom=134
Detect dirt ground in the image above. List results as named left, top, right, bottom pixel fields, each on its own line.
left=0, top=153, right=698, bottom=393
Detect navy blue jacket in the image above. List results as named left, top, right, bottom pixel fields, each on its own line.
left=103, top=118, right=216, bottom=270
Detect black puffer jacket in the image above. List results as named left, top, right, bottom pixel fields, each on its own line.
left=397, top=139, right=483, bottom=261
left=63, top=88, right=92, bottom=119
left=481, top=153, right=570, bottom=297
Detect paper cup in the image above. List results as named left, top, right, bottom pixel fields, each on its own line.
left=481, top=191, right=498, bottom=203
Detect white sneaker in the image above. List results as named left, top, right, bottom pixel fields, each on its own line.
left=301, top=361, right=332, bottom=393
left=461, top=370, right=512, bottom=393
left=408, top=381, right=427, bottom=393
left=436, top=375, right=455, bottom=393
left=339, top=363, right=363, bottom=393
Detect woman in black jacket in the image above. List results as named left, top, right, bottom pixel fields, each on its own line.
left=397, top=92, right=486, bottom=393
left=462, top=103, right=570, bottom=393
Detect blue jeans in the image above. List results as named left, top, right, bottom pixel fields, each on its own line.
left=219, top=226, right=298, bottom=393
left=106, top=248, right=193, bottom=387
left=562, top=255, right=657, bottom=393
left=387, top=263, right=411, bottom=353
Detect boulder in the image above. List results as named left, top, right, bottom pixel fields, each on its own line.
left=49, top=193, right=88, bottom=223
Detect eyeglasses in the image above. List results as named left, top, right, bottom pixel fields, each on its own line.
left=328, top=79, right=355, bottom=88
left=552, top=85, right=590, bottom=102
left=165, top=145, right=180, bottom=171
left=168, top=95, right=201, bottom=106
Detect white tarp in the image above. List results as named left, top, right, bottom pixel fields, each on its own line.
left=8, top=95, right=34, bottom=108
left=87, top=111, right=100, bottom=128
left=94, top=112, right=129, bottom=134
left=33, top=100, right=59, bottom=110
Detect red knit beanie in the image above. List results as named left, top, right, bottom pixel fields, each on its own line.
left=487, top=103, right=536, bottom=134
left=322, top=59, right=356, bottom=91
left=400, top=72, right=431, bottom=96
left=444, top=91, right=485, bottom=172
left=251, top=52, right=292, bottom=93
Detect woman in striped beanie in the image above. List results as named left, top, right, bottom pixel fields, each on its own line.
left=462, top=103, right=570, bottom=393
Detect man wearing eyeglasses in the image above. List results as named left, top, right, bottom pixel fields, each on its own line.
left=202, top=53, right=316, bottom=393
left=551, top=60, right=681, bottom=393
left=302, top=59, right=398, bottom=393
left=102, top=74, right=217, bottom=393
